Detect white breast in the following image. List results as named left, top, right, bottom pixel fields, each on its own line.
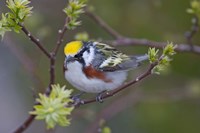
left=65, top=61, right=127, bottom=93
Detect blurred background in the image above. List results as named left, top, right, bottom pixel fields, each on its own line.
left=0, top=0, right=200, bottom=133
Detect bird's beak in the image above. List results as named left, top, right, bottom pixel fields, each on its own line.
left=65, top=56, right=76, bottom=63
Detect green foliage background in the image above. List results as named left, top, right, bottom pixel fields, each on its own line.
left=0, top=0, right=200, bottom=133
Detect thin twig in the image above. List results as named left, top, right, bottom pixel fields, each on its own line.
left=85, top=10, right=200, bottom=55
left=13, top=17, right=70, bottom=133
left=47, top=55, right=56, bottom=94
left=85, top=9, right=123, bottom=39
left=185, top=16, right=199, bottom=50
left=12, top=115, right=35, bottom=133
left=19, top=23, right=51, bottom=58
left=108, top=37, right=200, bottom=55
left=47, top=17, right=69, bottom=93
left=12, top=23, right=54, bottom=133
left=52, top=17, right=69, bottom=55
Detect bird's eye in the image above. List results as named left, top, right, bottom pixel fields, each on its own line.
left=74, top=55, right=78, bottom=58
left=74, top=54, right=82, bottom=60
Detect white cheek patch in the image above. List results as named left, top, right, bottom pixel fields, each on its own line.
left=83, top=47, right=95, bottom=66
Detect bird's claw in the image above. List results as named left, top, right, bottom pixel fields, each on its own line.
left=96, top=91, right=106, bottom=103
left=71, top=92, right=85, bottom=106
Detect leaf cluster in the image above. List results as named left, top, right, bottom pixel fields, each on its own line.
left=0, top=0, right=32, bottom=37
left=148, top=42, right=176, bottom=74
left=63, top=0, right=87, bottom=29
left=187, top=0, right=200, bottom=22
left=30, top=84, right=74, bottom=129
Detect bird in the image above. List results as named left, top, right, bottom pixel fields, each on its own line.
left=63, top=41, right=148, bottom=101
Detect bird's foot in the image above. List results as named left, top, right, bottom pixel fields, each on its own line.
left=71, top=92, right=85, bottom=106
left=96, top=91, right=106, bottom=103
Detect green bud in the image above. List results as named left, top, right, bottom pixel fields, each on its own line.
left=0, top=0, right=33, bottom=38
left=163, top=42, right=176, bottom=56
left=30, top=84, right=74, bottom=129
left=148, top=47, right=159, bottom=63
left=63, top=0, right=87, bottom=30
left=148, top=42, right=176, bottom=74
left=187, top=0, right=200, bottom=22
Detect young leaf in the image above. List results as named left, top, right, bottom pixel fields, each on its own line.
left=30, top=84, right=74, bottom=129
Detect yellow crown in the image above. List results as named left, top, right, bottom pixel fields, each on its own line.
left=64, top=41, right=83, bottom=55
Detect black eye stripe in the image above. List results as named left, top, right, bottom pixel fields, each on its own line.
left=74, top=48, right=86, bottom=66
left=74, top=42, right=93, bottom=66
left=75, top=46, right=88, bottom=58
left=87, top=48, right=90, bottom=53
left=75, top=53, right=82, bottom=58
left=75, top=51, right=83, bottom=58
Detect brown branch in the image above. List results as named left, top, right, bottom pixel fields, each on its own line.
left=12, top=115, right=35, bottom=133
left=47, top=56, right=56, bottom=95
left=85, top=9, right=122, bottom=39
left=52, top=17, right=69, bottom=56
left=185, top=16, right=199, bottom=49
left=10, top=23, right=53, bottom=133
left=19, top=23, right=51, bottom=58
left=13, top=17, right=70, bottom=133
left=48, top=17, right=69, bottom=87
left=13, top=20, right=61, bottom=132
left=85, top=10, right=200, bottom=55
left=108, top=37, right=200, bottom=55
left=47, top=17, right=69, bottom=93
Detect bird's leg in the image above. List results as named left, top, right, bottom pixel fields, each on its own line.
left=71, top=92, right=85, bottom=105
left=96, top=90, right=106, bottom=103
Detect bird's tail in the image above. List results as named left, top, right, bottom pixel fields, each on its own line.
left=134, top=54, right=149, bottom=63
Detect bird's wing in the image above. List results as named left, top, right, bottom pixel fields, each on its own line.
left=94, top=42, right=137, bottom=72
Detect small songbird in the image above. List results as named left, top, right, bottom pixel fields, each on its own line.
left=63, top=41, right=148, bottom=100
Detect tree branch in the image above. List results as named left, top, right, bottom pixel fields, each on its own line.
left=85, top=9, right=122, bottom=39
left=47, top=17, right=69, bottom=94
left=19, top=23, right=51, bottom=58
left=52, top=17, right=69, bottom=56
left=12, top=115, right=35, bottom=133
left=11, top=23, right=53, bottom=133
left=13, top=17, right=70, bottom=133
left=85, top=10, right=200, bottom=55
left=108, top=37, right=200, bottom=55
left=185, top=16, right=199, bottom=50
